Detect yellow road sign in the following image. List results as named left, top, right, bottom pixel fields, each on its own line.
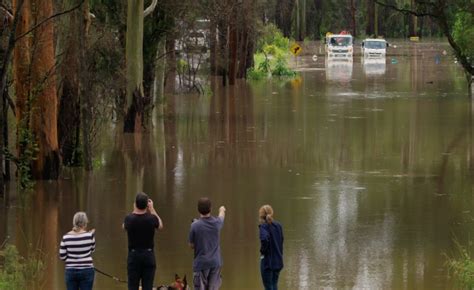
left=290, top=43, right=302, bottom=56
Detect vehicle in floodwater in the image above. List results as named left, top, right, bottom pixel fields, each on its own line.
left=361, top=38, right=388, bottom=57
left=325, top=33, right=353, bottom=58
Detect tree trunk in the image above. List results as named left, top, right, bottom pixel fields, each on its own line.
left=218, top=20, right=228, bottom=86
left=80, top=1, right=92, bottom=171
left=164, top=36, right=176, bottom=94
left=58, top=0, right=82, bottom=166
left=313, top=0, right=323, bottom=38
left=13, top=0, right=31, bottom=132
left=153, top=37, right=166, bottom=105
left=29, top=0, right=60, bottom=179
left=276, top=0, right=294, bottom=38
left=124, top=0, right=146, bottom=133
left=237, top=28, right=249, bottom=79
left=375, top=3, right=379, bottom=36
left=366, top=0, right=375, bottom=36
left=0, top=90, right=4, bottom=195
left=351, top=0, right=356, bottom=37
left=210, top=18, right=217, bottom=76
left=295, top=0, right=300, bottom=40
left=228, top=23, right=237, bottom=85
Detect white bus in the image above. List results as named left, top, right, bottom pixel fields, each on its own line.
left=325, top=34, right=353, bottom=58
left=361, top=38, right=388, bottom=57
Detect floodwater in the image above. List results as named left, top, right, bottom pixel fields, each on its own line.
left=1, top=40, right=473, bottom=289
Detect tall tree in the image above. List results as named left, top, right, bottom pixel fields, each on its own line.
left=12, top=0, right=61, bottom=180
left=366, top=0, right=375, bottom=36
left=57, top=0, right=84, bottom=166
left=29, top=0, right=60, bottom=179
left=124, top=0, right=157, bottom=133
left=275, top=0, right=295, bottom=37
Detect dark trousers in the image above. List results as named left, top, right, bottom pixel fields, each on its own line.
left=260, top=261, right=280, bottom=290
left=127, top=249, right=156, bottom=290
left=65, top=267, right=95, bottom=290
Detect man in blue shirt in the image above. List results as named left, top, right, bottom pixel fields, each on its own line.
left=189, top=197, right=226, bottom=290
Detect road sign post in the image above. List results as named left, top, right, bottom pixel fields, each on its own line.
left=290, top=43, right=302, bottom=68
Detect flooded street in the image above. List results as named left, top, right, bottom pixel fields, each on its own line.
left=1, top=40, right=473, bottom=289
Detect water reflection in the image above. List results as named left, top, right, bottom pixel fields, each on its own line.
left=363, top=57, right=386, bottom=76
left=325, top=57, right=353, bottom=82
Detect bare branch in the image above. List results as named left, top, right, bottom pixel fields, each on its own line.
left=15, top=0, right=86, bottom=42
left=144, top=0, right=158, bottom=18
left=374, top=0, right=438, bottom=18
left=4, top=91, right=15, bottom=116
left=0, top=4, right=13, bottom=23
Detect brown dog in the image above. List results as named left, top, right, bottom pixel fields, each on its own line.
left=155, top=274, right=188, bottom=290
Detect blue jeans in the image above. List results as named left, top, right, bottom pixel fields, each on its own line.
left=127, top=249, right=156, bottom=290
left=65, top=267, right=95, bottom=290
left=260, top=260, right=280, bottom=290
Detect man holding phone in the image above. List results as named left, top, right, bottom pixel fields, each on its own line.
left=124, top=192, right=163, bottom=290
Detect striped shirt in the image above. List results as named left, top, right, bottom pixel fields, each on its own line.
left=59, top=231, right=95, bottom=269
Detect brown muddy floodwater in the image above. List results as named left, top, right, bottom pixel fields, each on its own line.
left=1, top=40, right=473, bottom=289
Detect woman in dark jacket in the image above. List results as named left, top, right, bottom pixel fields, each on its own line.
left=258, top=205, right=284, bottom=290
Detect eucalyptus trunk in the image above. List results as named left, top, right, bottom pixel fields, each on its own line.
left=153, top=37, right=166, bottom=106
left=125, top=0, right=146, bottom=133
left=57, top=0, right=82, bottom=166
left=29, top=0, right=60, bottom=179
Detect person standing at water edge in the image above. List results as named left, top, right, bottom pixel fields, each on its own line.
left=59, top=212, right=96, bottom=290
left=259, top=205, right=283, bottom=290
left=189, top=197, right=226, bottom=290
left=124, top=192, right=164, bottom=290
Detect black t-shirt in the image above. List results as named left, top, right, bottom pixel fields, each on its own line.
left=124, top=213, right=159, bottom=250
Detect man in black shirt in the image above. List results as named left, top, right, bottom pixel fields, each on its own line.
left=124, top=192, right=163, bottom=290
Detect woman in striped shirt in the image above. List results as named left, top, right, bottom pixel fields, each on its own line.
left=59, top=212, right=96, bottom=290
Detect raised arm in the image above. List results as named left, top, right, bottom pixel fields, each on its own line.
left=218, top=206, right=226, bottom=220
left=148, top=199, right=163, bottom=230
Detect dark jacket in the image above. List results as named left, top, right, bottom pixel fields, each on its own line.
left=259, top=221, right=284, bottom=271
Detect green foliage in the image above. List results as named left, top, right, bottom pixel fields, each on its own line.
left=272, top=56, right=297, bottom=77
left=0, top=244, right=44, bottom=290
left=247, top=67, right=268, bottom=80
left=257, top=56, right=271, bottom=74
left=446, top=241, right=474, bottom=288
left=248, top=24, right=296, bottom=80
left=177, top=59, right=189, bottom=75
left=452, top=11, right=474, bottom=61
left=3, top=119, right=38, bottom=191
left=17, top=126, right=38, bottom=191
left=256, top=23, right=290, bottom=53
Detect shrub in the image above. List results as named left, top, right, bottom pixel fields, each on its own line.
left=446, top=241, right=474, bottom=288
left=0, top=244, right=44, bottom=290
left=249, top=24, right=297, bottom=80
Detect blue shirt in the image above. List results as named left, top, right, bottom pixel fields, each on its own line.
left=259, top=221, right=284, bottom=271
left=189, top=216, right=224, bottom=271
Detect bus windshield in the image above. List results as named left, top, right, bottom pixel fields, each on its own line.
left=364, top=41, right=386, bottom=49
left=329, top=36, right=352, bottom=46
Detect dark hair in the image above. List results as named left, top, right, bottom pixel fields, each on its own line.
left=135, top=192, right=149, bottom=210
left=197, top=197, right=211, bottom=215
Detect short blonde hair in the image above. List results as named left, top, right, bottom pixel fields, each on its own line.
left=73, top=212, right=88, bottom=231
left=259, top=205, right=274, bottom=224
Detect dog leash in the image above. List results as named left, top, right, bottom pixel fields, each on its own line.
left=94, top=267, right=127, bottom=283
left=94, top=267, right=185, bottom=289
